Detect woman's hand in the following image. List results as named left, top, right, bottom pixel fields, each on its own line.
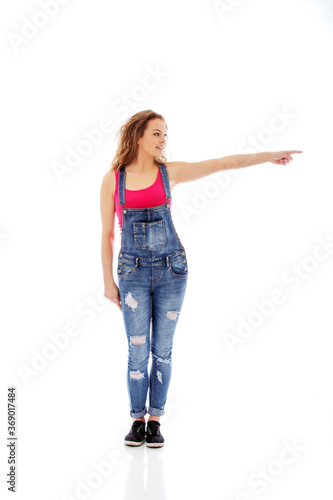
left=104, top=280, right=122, bottom=311
left=269, top=150, right=303, bottom=165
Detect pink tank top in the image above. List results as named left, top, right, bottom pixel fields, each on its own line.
left=114, top=167, right=172, bottom=235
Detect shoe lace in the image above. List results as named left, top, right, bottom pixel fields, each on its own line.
left=147, top=422, right=160, bottom=435
left=132, top=421, right=145, bottom=433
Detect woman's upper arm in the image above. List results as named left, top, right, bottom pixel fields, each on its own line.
left=165, top=158, right=226, bottom=185
left=100, top=169, right=116, bottom=237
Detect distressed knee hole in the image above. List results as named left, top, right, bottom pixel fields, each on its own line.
left=130, top=370, right=144, bottom=380
left=125, top=292, right=138, bottom=311
left=130, top=335, right=146, bottom=346
left=167, top=311, right=178, bottom=320
left=153, top=353, right=172, bottom=366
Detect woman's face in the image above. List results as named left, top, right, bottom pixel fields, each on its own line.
left=137, top=118, right=168, bottom=158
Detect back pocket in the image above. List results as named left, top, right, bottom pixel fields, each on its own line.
left=133, top=220, right=166, bottom=249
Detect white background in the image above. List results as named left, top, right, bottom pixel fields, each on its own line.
left=1, top=0, right=333, bottom=499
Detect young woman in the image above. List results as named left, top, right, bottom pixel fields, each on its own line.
left=100, top=109, right=302, bottom=448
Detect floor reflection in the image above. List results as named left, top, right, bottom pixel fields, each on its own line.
left=123, top=445, right=167, bottom=500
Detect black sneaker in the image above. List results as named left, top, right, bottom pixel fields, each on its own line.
left=145, top=421, right=164, bottom=448
left=124, top=420, right=146, bottom=446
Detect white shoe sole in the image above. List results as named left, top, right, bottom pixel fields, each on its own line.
left=146, top=441, right=164, bottom=448
left=124, top=439, right=145, bottom=446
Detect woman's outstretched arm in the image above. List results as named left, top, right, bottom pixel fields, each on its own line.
left=166, top=150, right=303, bottom=185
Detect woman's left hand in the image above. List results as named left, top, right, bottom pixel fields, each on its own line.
left=269, top=150, right=303, bottom=165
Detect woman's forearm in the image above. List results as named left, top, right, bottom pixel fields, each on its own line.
left=101, top=232, right=116, bottom=285
left=220, top=152, right=274, bottom=170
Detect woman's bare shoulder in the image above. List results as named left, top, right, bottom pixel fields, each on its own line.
left=163, top=161, right=183, bottom=188
left=101, top=168, right=116, bottom=198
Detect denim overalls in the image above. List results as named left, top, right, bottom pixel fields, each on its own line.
left=117, top=163, right=188, bottom=418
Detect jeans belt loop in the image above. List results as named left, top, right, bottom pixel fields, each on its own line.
left=135, top=257, right=139, bottom=267
left=166, top=256, right=169, bottom=267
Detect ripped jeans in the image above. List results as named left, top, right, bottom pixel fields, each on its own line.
left=118, top=250, right=188, bottom=418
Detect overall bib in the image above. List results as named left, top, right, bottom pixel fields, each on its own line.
left=117, top=163, right=188, bottom=418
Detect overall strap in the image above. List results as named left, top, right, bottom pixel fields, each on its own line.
left=159, top=163, right=172, bottom=201
left=118, top=166, right=126, bottom=207
left=119, top=164, right=171, bottom=206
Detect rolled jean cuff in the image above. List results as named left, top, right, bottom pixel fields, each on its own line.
left=130, top=407, right=147, bottom=418
left=148, top=406, right=165, bottom=416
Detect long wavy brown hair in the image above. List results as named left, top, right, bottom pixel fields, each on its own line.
left=109, top=110, right=168, bottom=171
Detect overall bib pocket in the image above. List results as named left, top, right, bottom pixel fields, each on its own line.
left=133, top=220, right=166, bottom=249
